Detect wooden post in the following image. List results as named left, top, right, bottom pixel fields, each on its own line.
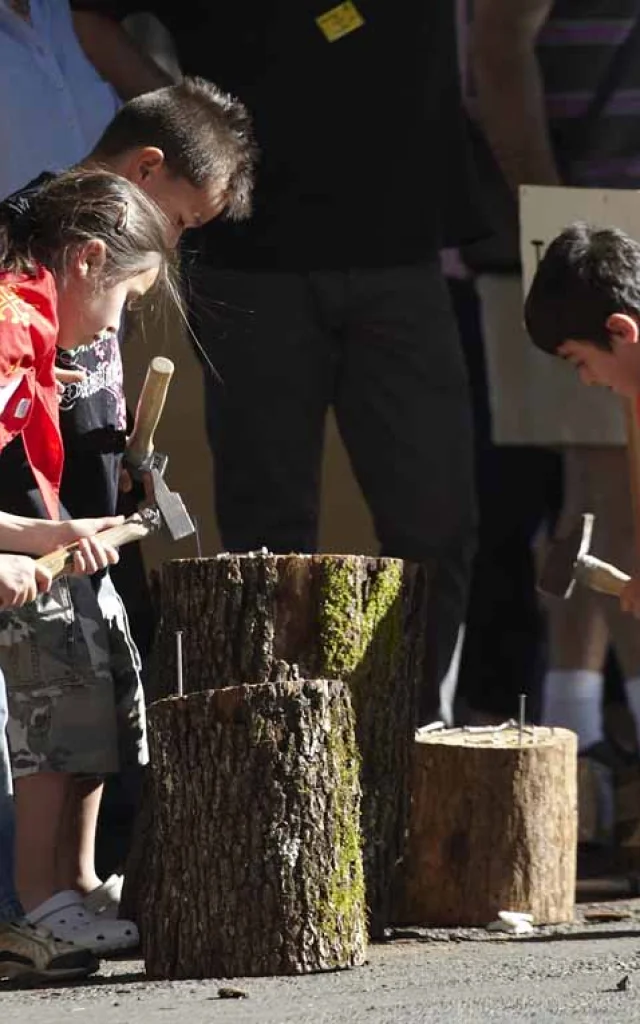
left=397, top=726, right=578, bottom=926
left=138, top=552, right=429, bottom=937
left=140, top=680, right=367, bottom=979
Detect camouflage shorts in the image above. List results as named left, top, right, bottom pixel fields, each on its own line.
left=0, top=572, right=148, bottom=778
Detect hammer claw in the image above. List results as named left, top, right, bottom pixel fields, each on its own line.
left=539, top=513, right=630, bottom=600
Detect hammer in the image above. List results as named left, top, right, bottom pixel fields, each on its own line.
left=124, top=355, right=173, bottom=478
left=538, top=512, right=631, bottom=600
left=36, top=356, right=194, bottom=581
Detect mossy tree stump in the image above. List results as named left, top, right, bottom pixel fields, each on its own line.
left=141, top=679, right=366, bottom=979
left=142, top=553, right=429, bottom=937
left=397, top=727, right=577, bottom=926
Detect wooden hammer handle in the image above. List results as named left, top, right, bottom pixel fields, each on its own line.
left=35, top=517, right=152, bottom=580
left=578, top=554, right=631, bottom=597
left=126, top=356, right=174, bottom=466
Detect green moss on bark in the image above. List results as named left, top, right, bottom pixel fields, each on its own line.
left=316, top=700, right=366, bottom=959
left=318, top=559, right=403, bottom=684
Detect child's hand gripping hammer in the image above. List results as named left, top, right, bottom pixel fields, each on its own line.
left=36, top=356, right=194, bottom=580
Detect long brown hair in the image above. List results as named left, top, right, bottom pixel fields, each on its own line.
left=0, top=168, right=182, bottom=315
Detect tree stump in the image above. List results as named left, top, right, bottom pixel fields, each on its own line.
left=143, top=553, right=429, bottom=937
left=140, top=679, right=367, bottom=979
left=396, top=727, right=577, bottom=926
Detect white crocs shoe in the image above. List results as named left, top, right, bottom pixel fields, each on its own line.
left=26, top=890, right=139, bottom=955
left=83, top=874, right=123, bottom=919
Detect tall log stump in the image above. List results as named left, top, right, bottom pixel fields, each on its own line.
left=397, top=727, right=577, bottom=926
left=141, top=679, right=366, bottom=979
left=142, top=553, right=429, bottom=937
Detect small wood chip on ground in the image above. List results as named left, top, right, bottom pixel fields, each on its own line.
left=218, top=987, right=249, bottom=999
left=583, top=908, right=633, bottom=923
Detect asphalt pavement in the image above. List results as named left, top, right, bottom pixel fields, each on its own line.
left=6, top=907, right=640, bottom=1024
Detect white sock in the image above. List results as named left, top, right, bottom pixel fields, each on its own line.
left=542, top=669, right=604, bottom=752
left=624, top=677, right=640, bottom=744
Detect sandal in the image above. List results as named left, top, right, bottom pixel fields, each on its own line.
left=26, top=890, right=139, bottom=955
left=0, top=918, right=99, bottom=984
left=84, top=874, right=123, bottom=919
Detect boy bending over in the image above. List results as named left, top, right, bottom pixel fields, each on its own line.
left=525, top=222, right=640, bottom=625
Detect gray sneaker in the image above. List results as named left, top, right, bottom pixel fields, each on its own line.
left=0, top=918, right=99, bottom=985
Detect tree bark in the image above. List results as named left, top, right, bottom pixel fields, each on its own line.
left=140, top=679, right=367, bottom=979
left=397, top=727, right=577, bottom=926
left=145, top=553, right=428, bottom=937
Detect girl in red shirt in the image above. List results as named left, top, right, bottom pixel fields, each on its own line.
left=0, top=167, right=175, bottom=514
left=0, top=168, right=177, bottom=962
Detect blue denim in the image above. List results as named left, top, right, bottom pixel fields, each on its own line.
left=0, top=669, right=20, bottom=922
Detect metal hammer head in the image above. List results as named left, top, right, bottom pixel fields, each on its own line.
left=141, top=467, right=195, bottom=542
left=538, top=513, right=594, bottom=600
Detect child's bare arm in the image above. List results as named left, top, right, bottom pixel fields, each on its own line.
left=71, top=8, right=176, bottom=99
left=0, top=511, right=123, bottom=571
left=471, top=0, right=559, bottom=191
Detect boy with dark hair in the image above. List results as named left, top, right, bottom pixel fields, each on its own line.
left=525, top=224, right=640, bottom=397
left=7, top=75, right=256, bottom=255
left=525, top=222, right=640, bottom=618
left=91, top=76, right=255, bottom=232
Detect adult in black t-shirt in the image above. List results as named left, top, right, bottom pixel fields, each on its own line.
left=72, top=1, right=486, bottom=724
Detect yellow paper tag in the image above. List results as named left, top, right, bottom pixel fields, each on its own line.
left=316, top=1, right=365, bottom=43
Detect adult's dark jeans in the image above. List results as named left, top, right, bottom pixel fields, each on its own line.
left=449, top=276, right=563, bottom=722
left=189, top=261, right=477, bottom=724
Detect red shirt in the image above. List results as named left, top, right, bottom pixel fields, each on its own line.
left=0, top=266, right=63, bottom=519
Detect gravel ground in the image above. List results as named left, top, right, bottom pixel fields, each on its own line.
left=6, top=903, right=640, bottom=1024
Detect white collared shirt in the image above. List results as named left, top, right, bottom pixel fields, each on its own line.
left=0, top=0, right=119, bottom=200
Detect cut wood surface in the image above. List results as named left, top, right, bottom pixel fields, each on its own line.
left=148, top=553, right=429, bottom=936
left=397, top=726, right=578, bottom=926
left=139, top=679, right=366, bottom=980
